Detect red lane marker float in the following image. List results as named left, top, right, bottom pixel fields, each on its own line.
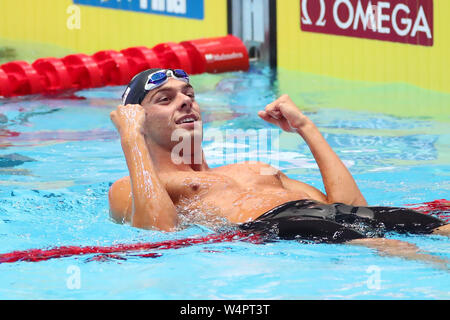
left=181, top=35, right=250, bottom=74
left=0, top=231, right=262, bottom=264
left=0, top=35, right=249, bottom=97
left=92, top=50, right=131, bottom=86
left=32, top=58, right=72, bottom=92
left=408, top=199, right=450, bottom=222
left=0, top=68, right=11, bottom=97
left=152, top=42, right=193, bottom=74
left=1, top=61, right=44, bottom=96
left=61, top=54, right=103, bottom=89
left=121, top=46, right=161, bottom=76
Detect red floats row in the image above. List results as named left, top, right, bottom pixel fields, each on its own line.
left=0, top=35, right=249, bottom=98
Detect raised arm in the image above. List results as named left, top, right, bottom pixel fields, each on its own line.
left=109, top=104, right=178, bottom=231
left=258, top=95, right=367, bottom=206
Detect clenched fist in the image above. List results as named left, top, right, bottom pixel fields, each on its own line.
left=110, top=104, right=146, bottom=138
left=258, top=94, right=311, bottom=133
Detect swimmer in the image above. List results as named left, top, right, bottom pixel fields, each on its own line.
left=109, top=69, right=449, bottom=267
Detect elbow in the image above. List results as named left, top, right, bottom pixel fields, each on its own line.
left=345, top=196, right=368, bottom=207
left=353, top=197, right=368, bottom=207
left=131, top=204, right=179, bottom=232
left=351, top=192, right=368, bottom=206
left=131, top=216, right=178, bottom=232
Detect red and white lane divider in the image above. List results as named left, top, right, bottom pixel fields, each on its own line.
left=0, top=35, right=249, bottom=98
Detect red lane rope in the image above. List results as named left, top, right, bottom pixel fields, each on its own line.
left=408, top=199, right=450, bottom=212
left=408, top=199, right=450, bottom=222
left=1, top=199, right=448, bottom=264
left=0, top=231, right=262, bottom=264
left=0, top=35, right=249, bottom=97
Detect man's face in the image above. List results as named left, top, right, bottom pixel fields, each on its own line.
left=140, top=78, right=202, bottom=149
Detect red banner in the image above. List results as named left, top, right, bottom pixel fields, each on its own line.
left=300, top=0, right=433, bottom=46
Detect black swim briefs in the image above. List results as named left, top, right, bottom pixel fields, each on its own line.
left=239, top=199, right=446, bottom=243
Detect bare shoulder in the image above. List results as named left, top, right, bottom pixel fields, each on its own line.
left=108, top=176, right=132, bottom=223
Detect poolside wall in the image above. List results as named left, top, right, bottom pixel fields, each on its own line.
left=0, top=0, right=449, bottom=117
left=276, top=0, right=449, bottom=118
left=277, top=0, right=449, bottom=94
left=0, top=0, right=227, bottom=61
left=1, top=0, right=447, bottom=94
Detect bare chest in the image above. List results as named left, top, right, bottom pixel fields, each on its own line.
left=158, top=164, right=306, bottom=224
left=161, top=164, right=284, bottom=201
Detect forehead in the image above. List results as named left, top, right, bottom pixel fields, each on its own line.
left=142, top=78, right=193, bottom=103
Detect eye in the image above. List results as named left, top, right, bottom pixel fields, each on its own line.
left=185, top=92, right=195, bottom=99
left=157, top=96, right=170, bottom=103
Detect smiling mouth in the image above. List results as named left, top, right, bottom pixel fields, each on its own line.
left=175, top=115, right=198, bottom=124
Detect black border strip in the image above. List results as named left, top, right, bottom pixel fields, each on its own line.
left=227, top=0, right=233, bottom=35
left=269, top=0, right=278, bottom=68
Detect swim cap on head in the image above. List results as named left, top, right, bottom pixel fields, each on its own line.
left=121, top=68, right=164, bottom=105
left=121, top=68, right=190, bottom=105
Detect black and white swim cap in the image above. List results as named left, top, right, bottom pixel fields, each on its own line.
left=121, top=68, right=164, bottom=105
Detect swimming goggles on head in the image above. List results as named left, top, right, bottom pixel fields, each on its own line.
left=144, top=69, right=190, bottom=91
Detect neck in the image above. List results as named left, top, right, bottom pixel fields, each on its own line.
left=145, top=138, right=209, bottom=173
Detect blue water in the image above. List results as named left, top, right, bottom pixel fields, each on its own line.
left=0, top=66, right=449, bottom=299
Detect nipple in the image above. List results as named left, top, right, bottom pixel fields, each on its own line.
left=190, top=183, right=200, bottom=192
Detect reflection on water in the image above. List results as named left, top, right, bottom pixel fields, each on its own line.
left=0, top=65, right=449, bottom=300
left=0, top=65, right=448, bottom=187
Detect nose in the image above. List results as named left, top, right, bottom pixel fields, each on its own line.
left=176, top=92, right=193, bottom=111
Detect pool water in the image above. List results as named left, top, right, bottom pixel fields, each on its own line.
left=0, top=65, right=449, bottom=299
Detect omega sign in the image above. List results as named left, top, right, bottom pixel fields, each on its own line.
left=300, top=0, right=433, bottom=46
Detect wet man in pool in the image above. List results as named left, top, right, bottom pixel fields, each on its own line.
left=109, top=69, right=449, bottom=266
